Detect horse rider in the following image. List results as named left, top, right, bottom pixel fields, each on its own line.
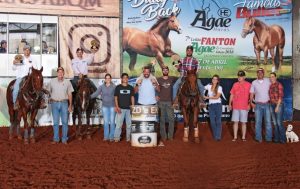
left=172, top=45, right=205, bottom=107
left=71, top=47, right=97, bottom=92
left=12, top=45, right=47, bottom=110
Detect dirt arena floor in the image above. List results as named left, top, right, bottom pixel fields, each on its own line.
left=0, top=121, right=300, bottom=189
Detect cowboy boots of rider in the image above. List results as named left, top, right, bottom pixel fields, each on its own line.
left=183, top=127, right=189, bottom=142
left=194, top=127, right=200, bottom=143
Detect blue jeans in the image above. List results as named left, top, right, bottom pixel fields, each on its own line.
left=270, top=103, right=286, bottom=143
left=51, top=101, right=69, bottom=142
left=13, top=78, right=22, bottom=104
left=102, top=106, right=116, bottom=140
left=254, top=103, right=272, bottom=142
left=172, top=76, right=204, bottom=99
left=209, top=103, right=222, bottom=140
left=114, top=109, right=131, bottom=141
left=158, top=101, right=175, bottom=140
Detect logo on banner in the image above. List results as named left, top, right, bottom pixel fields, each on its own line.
left=68, top=23, right=111, bottom=73
left=190, top=0, right=231, bottom=31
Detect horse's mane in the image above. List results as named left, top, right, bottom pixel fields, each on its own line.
left=150, top=17, right=169, bottom=30
left=253, top=18, right=268, bottom=28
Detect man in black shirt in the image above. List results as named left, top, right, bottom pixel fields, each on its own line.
left=114, top=73, right=135, bottom=142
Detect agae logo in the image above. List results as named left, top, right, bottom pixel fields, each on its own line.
left=190, top=0, right=231, bottom=31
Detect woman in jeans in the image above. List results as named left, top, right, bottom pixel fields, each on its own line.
left=91, top=73, right=116, bottom=141
left=269, top=72, right=286, bottom=143
left=204, top=75, right=223, bottom=141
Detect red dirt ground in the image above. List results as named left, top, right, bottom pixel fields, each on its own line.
left=0, top=121, right=300, bottom=189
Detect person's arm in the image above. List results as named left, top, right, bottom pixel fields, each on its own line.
left=275, top=83, right=284, bottom=112
left=228, top=94, right=233, bottom=111
left=71, top=60, right=80, bottom=75
left=90, top=85, right=102, bottom=99
left=68, top=93, right=72, bottom=112
left=131, top=95, right=135, bottom=106
left=85, top=53, right=95, bottom=65
left=114, top=96, right=121, bottom=113
left=250, top=93, right=255, bottom=109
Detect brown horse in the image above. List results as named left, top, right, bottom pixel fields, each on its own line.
left=6, top=67, right=45, bottom=144
left=72, top=76, right=96, bottom=140
left=241, top=17, right=285, bottom=71
left=123, top=13, right=181, bottom=71
left=178, top=70, right=204, bottom=143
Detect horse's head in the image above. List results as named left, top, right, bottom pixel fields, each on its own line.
left=168, top=13, right=182, bottom=34
left=31, top=67, right=44, bottom=92
left=241, top=17, right=255, bottom=38
left=77, top=77, right=92, bottom=111
left=186, top=69, right=197, bottom=84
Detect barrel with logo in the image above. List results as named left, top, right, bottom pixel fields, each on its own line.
left=130, top=105, right=158, bottom=147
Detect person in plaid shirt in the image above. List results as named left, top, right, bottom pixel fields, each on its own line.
left=269, top=72, right=286, bottom=143
left=172, top=45, right=204, bottom=106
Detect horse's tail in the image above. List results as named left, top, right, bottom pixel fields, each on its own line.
left=274, top=45, right=280, bottom=70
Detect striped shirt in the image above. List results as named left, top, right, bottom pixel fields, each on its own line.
left=178, top=57, right=199, bottom=77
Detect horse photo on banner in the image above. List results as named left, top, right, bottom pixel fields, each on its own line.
left=59, top=17, right=120, bottom=79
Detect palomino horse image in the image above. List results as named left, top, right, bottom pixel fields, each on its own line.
left=123, top=13, right=181, bottom=71
left=6, top=67, right=45, bottom=144
left=177, top=69, right=205, bottom=143
left=72, top=76, right=97, bottom=140
left=241, top=17, right=285, bottom=71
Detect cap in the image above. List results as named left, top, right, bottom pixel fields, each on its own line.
left=57, top=66, right=64, bottom=72
left=237, top=70, right=245, bottom=77
left=257, top=68, right=264, bottom=73
left=23, top=45, right=31, bottom=51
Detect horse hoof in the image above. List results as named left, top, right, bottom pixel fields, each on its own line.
left=24, top=139, right=29, bottom=144
left=182, top=137, right=188, bottom=142
left=87, top=135, right=91, bottom=140
left=17, top=135, right=22, bottom=140
left=30, top=138, right=36, bottom=143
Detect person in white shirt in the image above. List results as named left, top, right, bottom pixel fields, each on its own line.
left=204, top=74, right=223, bottom=141
left=71, top=47, right=97, bottom=92
left=12, top=45, right=42, bottom=110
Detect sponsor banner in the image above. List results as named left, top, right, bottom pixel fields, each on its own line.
left=131, top=105, right=158, bottom=122
left=123, top=0, right=292, bottom=79
left=131, top=121, right=156, bottom=133
left=131, top=132, right=157, bottom=147
left=59, top=17, right=120, bottom=79
left=0, top=0, right=119, bottom=17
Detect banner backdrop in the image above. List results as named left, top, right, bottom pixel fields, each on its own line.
left=59, top=17, right=120, bottom=79
left=122, top=0, right=292, bottom=78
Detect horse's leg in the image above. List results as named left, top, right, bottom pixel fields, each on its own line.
left=155, top=52, right=166, bottom=69
left=269, top=48, right=275, bottom=72
left=182, top=108, right=189, bottom=142
left=278, top=45, right=284, bottom=71
left=263, top=48, right=268, bottom=65
left=254, top=48, right=261, bottom=67
left=16, top=110, right=22, bottom=140
left=22, top=110, right=29, bottom=144
left=29, top=110, right=38, bottom=143
left=193, top=108, right=200, bottom=143
left=86, top=114, right=91, bottom=139
left=77, top=114, right=82, bottom=140
left=8, top=108, right=15, bottom=140
left=127, top=50, right=137, bottom=71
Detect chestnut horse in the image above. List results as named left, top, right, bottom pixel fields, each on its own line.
left=6, top=67, right=44, bottom=144
left=241, top=17, right=285, bottom=71
left=123, top=13, right=181, bottom=71
left=72, top=76, right=96, bottom=140
left=178, top=70, right=204, bottom=143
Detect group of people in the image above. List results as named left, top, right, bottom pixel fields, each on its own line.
left=11, top=45, right=286, bottom=145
